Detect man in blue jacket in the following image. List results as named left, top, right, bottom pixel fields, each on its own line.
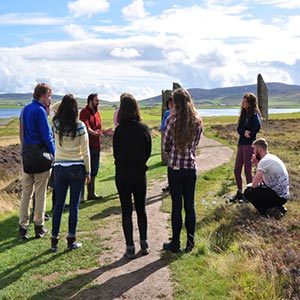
left=19, top=83, right=55, bottom=239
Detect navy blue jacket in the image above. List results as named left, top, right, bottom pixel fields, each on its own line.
left=237, top=113, right=261, bottom=145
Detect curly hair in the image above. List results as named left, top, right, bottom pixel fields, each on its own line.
left=172, top=88, right=202, bottom=152
left=238, top=93, right=261, bottom=124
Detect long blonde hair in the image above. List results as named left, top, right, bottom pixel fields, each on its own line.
left=172, top=88, right=202, bottom=152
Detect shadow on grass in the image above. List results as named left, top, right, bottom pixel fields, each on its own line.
left=28, top=256, right=169, bottom=300
left=90, top=190, right=169, bottom=221
left=0, top=215, right=20, bottom=253
left=0, top=249, right=66, bottom=290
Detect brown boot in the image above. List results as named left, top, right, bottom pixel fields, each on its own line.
left=67, top=236, right=82, bottom=251
left=87, top=176, right=103, bottom=200
left=51, top=237, right=59, bottom=252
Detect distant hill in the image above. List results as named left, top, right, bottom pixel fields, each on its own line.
left=0, top=93, right=114, bottom=108
left=140, top=82, right=300, bottom=108
left=1, top=82, right=300, bottom=108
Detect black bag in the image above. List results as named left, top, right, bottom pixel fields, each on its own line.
left=22, top=144, right=54, bottom=174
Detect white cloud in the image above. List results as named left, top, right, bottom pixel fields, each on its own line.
left=64, top=24, right=95, bottom=40
left=68, top=0, right=110, bottom=18
left=0, top=13, right=64, bottom=25
left=110, top=47, right=141, bottom=58
left=1, top=1, right=300, bottom=100
left=122, top=0, right=149, bottom=20
left=260, top=0, right=300, bottom=9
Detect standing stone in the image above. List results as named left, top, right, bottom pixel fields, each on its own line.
left=161, top=82, right=182, bottom=165
left=257, top=74, right=268, bottom=121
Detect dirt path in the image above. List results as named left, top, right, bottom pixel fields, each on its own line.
left=83, top=135, right=233, bottom=299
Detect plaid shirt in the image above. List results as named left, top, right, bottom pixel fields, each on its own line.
left=163, top=115, right=202, bottom=169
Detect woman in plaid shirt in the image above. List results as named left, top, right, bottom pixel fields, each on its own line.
left=162, top=88, right=202, bottom=253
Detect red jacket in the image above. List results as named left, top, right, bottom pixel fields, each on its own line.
left=79, top=105, right=102, bottom=150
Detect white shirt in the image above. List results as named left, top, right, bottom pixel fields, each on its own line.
left=257, top=153, right=289, bottom=199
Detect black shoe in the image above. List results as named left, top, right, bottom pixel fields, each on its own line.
left=19, top=225, right=29, bottom=240
left=162, top=185, right=170, bottom=192
left=229, top=191, right=244, bottom=203
left=51, top=237, right=59, bottom=252
left=140, top=240, right=150, bottom=255
left=278, top=205, right=287, bottom=215
left=67, top=236, right=82, bottom=251
left=44, top=214, right=51, bottom=221
left=125, top=245, right=136, bottom=259
left=163, top=239, right=180, bottom=253
left=266, top=207, right=284, bottom=219
left=34, top=225, right=50, bottom=238
left=185, top=235, right=195, bottom=252
left=87, top=194, right=103, bottom=201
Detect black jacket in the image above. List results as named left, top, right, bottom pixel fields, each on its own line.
left=113, top=120, right=152, bottom=174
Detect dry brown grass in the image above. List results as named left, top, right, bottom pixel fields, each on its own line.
left=209, top=118, right=300, bottom=299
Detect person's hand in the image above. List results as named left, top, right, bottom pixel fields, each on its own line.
left=104, top=128, right=114, bottom=136
left=244, top=130, right=251, bottom=138
left=251, top=154, right=258, bottom=167
left=85, top=174, right=91, bottom=185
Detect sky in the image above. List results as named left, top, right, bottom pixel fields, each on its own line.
left=0, top=0, right=300, bottom=101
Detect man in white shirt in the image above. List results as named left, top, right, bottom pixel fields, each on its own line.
left=244, top=138, right=289, bottom=217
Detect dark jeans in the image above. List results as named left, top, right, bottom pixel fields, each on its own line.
left=90, top=148, right=100, bottom=177
left=52, top=165, right=85, bottom=238
left=115, top=171, right=147, bottom=246
left=244, top=185, right=287, bottom=214
left=168, top=167, right=197, bottom=242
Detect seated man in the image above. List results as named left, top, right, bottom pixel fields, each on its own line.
left=244, top=138, right=289, bottom=217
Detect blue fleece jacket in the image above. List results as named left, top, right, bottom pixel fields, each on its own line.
left=21, top=100, right=55, bottom=155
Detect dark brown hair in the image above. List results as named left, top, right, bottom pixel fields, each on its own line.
left=55, top=94, right=78, bottom=146
left=238, top=93, right=261, bottom=124
left=117, top=93, right=141, bottom=124
left=87, top=93, right=98, bottom=104
left=33, top=83, right=52, bottom=100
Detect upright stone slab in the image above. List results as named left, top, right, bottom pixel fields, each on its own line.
left=161, top=82, right=182, bottom=165
left=257, top=74, right=268, bottom=121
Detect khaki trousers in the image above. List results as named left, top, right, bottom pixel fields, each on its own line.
left=19, top=169, right=51, bottom=229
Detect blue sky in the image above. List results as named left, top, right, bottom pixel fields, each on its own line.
left=0, top=0, right=299, bottom=101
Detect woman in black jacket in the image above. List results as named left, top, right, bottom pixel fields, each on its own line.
left=113, top=93, right=152, bottom=259
left=231, top=93, right=261, bottom=202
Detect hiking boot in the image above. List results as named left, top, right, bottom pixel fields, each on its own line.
left=34, top=225, right=50, bottom=238
left=50, top=237, right=59, bottom=252
left=162, top=185, right=170, bottom=192
left=19, top=225, right=29, bottom=240
left=229, top=191, right=244, bottom=203
left=125, top=245, right=136, bottom=259
left=140, top=240, right=150, bottom=255
left=185, top=235, right=195, bottom=252
left=266, top=207, right=284, bottom=219
left=44, top=214, right=51, bottom=221
left=67, top=236, right=82, bottom=251
left=163, top=239, right=181, bottom=253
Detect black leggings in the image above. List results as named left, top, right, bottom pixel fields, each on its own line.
left=115, top=172, right=147, bottom=246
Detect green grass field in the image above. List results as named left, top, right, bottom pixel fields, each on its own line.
left=0, top=109, right=300, bottom=299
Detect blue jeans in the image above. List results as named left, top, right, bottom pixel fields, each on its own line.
left=90, top=148, right=100, bottom=177
left=52, top=165, right=85, bottom=238
left=168, top=167, right=197, bottom=242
